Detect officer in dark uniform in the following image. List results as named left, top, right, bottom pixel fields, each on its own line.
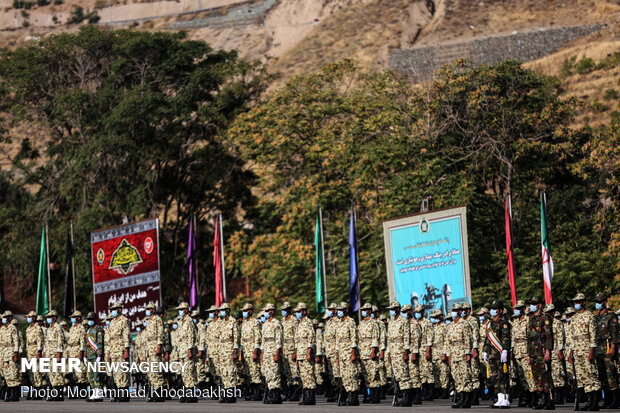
left=482, top=300, right=511, bottom=408
left=527, top=296, right=554, bottom=410
left=593, top=293, right=619, bottom=409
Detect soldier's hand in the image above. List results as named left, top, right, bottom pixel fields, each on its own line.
left=315, top=356, right=322, bottom=363
left=448, top=356, right=452, bottom=367
left=411, top=352, right=418, bottom=362
left=441, top=354, right=447, bottom=363
left=79, top=351, right=84, bottom=360
left=13, top=352, right=18, bottom=363
left=425, top=347, right=432, bottom=361
left=587, top=348, right=594, bottom=362
left=388, top=354, right=392, bottom=364
left=253, top=349, right=259, bottom=361
left=379, top=350, right=385, bottom=360
left=164, top=352, right=169, bottom=362
left=510, top=351, right=515, bottom=361
left=350, top=349, right=357, bottom=362
left=292, top=351, right=297, bottom=362
left=608, top=344, right=616, bottom=357
left=232, top=349, right=237, bottom=360
left=274, top=349, right=281, bottom=363
left=56, top=352, right=62, bottom=362
left=403, top=350, right=409, bottom=362
left=123, top=348, right=130, bottom=360
left=543, top=349, right=550, bottom=363
left=37, top=350, right=41, bottom=360
left=157, top=345, right=163, bottom=356
left=306, top=349, right=312, bottom=362
left=370, top=348, right=377, bottom=360
left=558, top=350, right=564, bottom=361
left=473, top=348, right=478, bottom=359
left=466, top=354, right=471, bottom=362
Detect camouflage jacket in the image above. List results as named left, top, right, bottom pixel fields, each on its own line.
left=552, top=318, right=565, bottom=353
left=241, top=317, right=261, bottom=353
left=107, top=315, right=131, bottom=352
left=26, top=323, right=45, bottom=358
left=409, top=318, right=422, bottom=354
left=44, top=322, right=65, bottom=357
left=387, top=315, right=411, bottom=354
left=324, top=318, right=337, bottom=358
left=464, top=316, right=479, bottom=350
left=527, top=312, right=553, bottom=357
left=66, top=323, right=87, bottom=358
left=417, top=317, right=434, bottom=349
left=594, top=310, right=619, bottom=355
left=144, top=314, right=165, bottom=355
left=294, top=317, right=316, bottom=355
left=335, top=316, right=358, bottom=353
left=358, top=318, right=379, bottom=359
left=483, top=315, right=511, bottom=358
left=0, top=322, right=20, bottom=360
left=260, top=317, right=283, bottom=353
left=432, top=322, right=447, bottom=360
left=566, top=310, right=596, bottom=353
left=218, top=316, right=240, bottom=354
left=281, top=316, right=298, bottom=354
left=177, top=314, right=197, bottom=356
left=511, top=316, right=528, bottom=358
left=85, top=324, right=104, bottom=358
left=445, top=318, right=473, bottom=359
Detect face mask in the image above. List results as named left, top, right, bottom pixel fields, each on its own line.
left=595, top=303, right=603, bottom=310
left=220, top=310, right=227, bottom=317
left=326, top=310, right=333, bottom=317
left=172, top=324, right=178, bottom=330
left=414, top=312, right=422, bottom=320
left=71, top=318, right=76, bottom=325
left=370, top=313, right=376, bottom=319
left=337, top=310, right=345, bottom=318
left=389, top=310, right=397, bottom=317
left=282, top=310, right=289, bottom=317
left=105, top=321, right=110, bottom=326
left=111, top=310, right=119, bottom=317
left=566, top=317, right=572, bottom=323
left=445, top=320, right=452, bottom=325
left=1, top=318, right=6, bottom=324
left=513, top=309, right=521, bottom=317
left=209, top=313, right=215, bottom=319
left=259, top=316, right=266, bottom=323
left=574, top=303, right=582, bottom=310
left=451, top=311, right=459, bottom=319
left=27, top=317, right=33, bottom=323
left=461, top=311, right=467, bottom=317
left=145, top=310, right=152, bottom=316
left=490, top=309, right=498, bottom=317
left=478, top=316, right=486, bottom=322
left=88, top=320, right=95, bottom=326
left=136, top=327, right=141, bottom=332
left=295, top=312, right=302, bottom=321
left=401, top=312, right=409, bottom=319
left=361, top=311, right=368, bottom=318
left=529, top=304, right=538, bottom=313
left=47, top=318, right=54, bottom=324
left=242, top=311, right=249, bottom=319
left=178, top=310, right=185, bottom=317
left=192, top=318, right=197, bottom=324
left=430, top=317, right=437, bottom=324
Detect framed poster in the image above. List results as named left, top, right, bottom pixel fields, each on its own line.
left=91, top=218, right=161, bottom=330
left=383, top=206, right=470, bottom=315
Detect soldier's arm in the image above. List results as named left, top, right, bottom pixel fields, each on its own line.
left=587, top=315, right=597, bottom=349
left=156, top=319, right=165, bottom=347
left=309, top=322, right=316, bottom=349
left=11, top=326, right=20, bottom=353
left=232, top=322, right=239, bottom=350
left=371, top=323, right=380, bottom=349
left=464, top=323, right=473, bottom=355
left=275, top=322, right=283, bottom=350
left=403, top=321, right=411, bottom=351
left=56, top=327, right=65, bottom=353
left=502, top=322, right=511, bottom=351
left=610, top=316, right=620, bottom=345
left=349, top=320, right=358, bottom=349
left=123, top=319, right=131, bottom=348
left=427, top=321, right=434, bottom=347
left=411, top=325, right=421, bottom=354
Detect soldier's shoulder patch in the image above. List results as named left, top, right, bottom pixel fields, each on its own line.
left=545, top=320, right=549, bottom=325
left=503, top=324, right=508, bottom=329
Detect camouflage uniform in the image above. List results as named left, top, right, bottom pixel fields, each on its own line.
left=526, top=296, right=553, bottom=410
left=294, top=303, right=316, bottom=392
left=314, top=321, right=325, bottom=388
left=217, top=304, right=239, bottom=390
left=25, top=312, right=45, bottom=388
left=334, top=303, right=359, bottom=405
left=324, top=303, right=340, bottom=393
left=260, top=303, right=283, bottom=404
left=44, top=312, right=66, bottom=388
left=511, top=304, right=535, bottom=394
left=462, top=303, right=480, bottom=398
left=84, top=312, right=104, bottom=393
left=194, top=317, right=208, bottom=386
left=446, top=304, right=473, bottom=395
left=593, top=293, right=619, bottom=397
left=107, top=304, right=131, bottom=390
left=431, top=310, right=449, bottom=392
left=144, top=304, right=165, bottom=390
left=0, top=311, right=20, bottom=389
left=240, top=304, right=262, bottom=386
left=358, top=304, right=380, bottom=394
left=176, top=303, right=198, bottom=390
left=280, top=302, right=300, bottom=393
left=67, top=311, right=88, bottom=386
left=482, top=301, right=511, bottom=396
left=205, top=306, right=220, bottom=381
left=377, top=312, right=388, bottom=388
left=386, top=302, right=412, bottom=392
left=566, top=297, right=600, bottom=393
left=415, top=304, right=434, bottom=402
left=405, top=305, right=422, bottom=394
left=547, top=307, right=566, bottom=391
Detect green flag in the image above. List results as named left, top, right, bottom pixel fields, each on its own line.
left=315, top=209, right=326, bottom=313
left=36, top=226, right=49, bottom=315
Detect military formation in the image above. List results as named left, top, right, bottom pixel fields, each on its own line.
left=0, top=291, right=618, bottom=410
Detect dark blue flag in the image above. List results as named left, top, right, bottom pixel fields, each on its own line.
left=349, top=206, right=359, bottom=312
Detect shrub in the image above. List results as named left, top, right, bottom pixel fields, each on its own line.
left=575, top=57, right=595, bottom=75
left=603, top=88, right=618, bottom=101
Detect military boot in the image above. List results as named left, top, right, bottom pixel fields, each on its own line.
left=588, top=391, right=600, bottom=411
left=400, top=388, right=413, bottom=407
left=302, top=389, right=316, bottom=405
left=518, top=390, right=529, bottom=407
left=362, top=386, right=370, bottom=403
left=609, top=389, right=620, bottom=409
left=461, top=391, right=472, bottom=408
left=272, top=388, right=283, bottom=404
left=601, top=387, right=612, bottom=409
left=470, top=388, right=479, bottom=405
left=534, top=392, right=547, bottom=410
left=451, top=392, right=463, bottom=408
left=289, top=384, right=300, bottom=401
left=337, top=386, right=347, bottom=406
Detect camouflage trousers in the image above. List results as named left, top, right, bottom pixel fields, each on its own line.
left=360, top=358, right=381, bottom=388
left=379, top=357, right=387, bottom=386
left=298, top=359, right=316, bottom=390
left=514, top=356, right=535, bottom=392
left=71, top=358, right=88, bottom=383
left=486, top=358, right=508, bottom=393
left=243, top=355, right=262, bottom=385
left=336, top=350, right=360, bottom=392
left=470, top=357, right=480, bottom=389
left=179, top=356, right=197, bottom=388
left=433, top=358, right=450, bottom=389
left=1, top=359, right=20, bottom=386
left=207, top=357, right=217, bottom=381
left=196, top=355, right=207, bottom=384
left=325, top=357, right=339, bottom=387
left=147, top=351, right=165, bottom=388
left=261, top=351, right=281, bottom=390
left=551, top=356, right=566, bottom=389
left=420, top=354, right=434, bottom=384
left=573, top=351, right=600, bottom=393
left=529, top=356, right=550, bottom=393
left=451, top=357, right=473, bottom=393
left=281, top=349, right=299, bottom=387
left=388, top=350, right=411, bottom=390
left=217, top=351, right=237, bottom=388
left=314, top=359, right=324, bottom=386
left=85, top=357, right=103, bottom=389
left=109, top=352, right=130, bottom=388
left=408, top=357, right=421, bottom=388
left=596, top=355, right=617, bottom=391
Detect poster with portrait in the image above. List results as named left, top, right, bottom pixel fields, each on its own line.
left=91, top=218, right=161, bottom=330
left=383, top=206, right=471, bottom=315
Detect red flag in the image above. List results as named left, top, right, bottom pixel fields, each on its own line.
left=213, top=217, right=224, bottom=307
left=505, top=195, right=517, bottom=306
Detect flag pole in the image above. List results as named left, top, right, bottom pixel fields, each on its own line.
left=45, top=222, right=52, bottom=307
left=219, top=213, right=227, bottom=302
left=193, top=214, right=200, bottom=310
left=353, top=205, right=361, bottom=323
left=319, top=206, right=327, bottom=306
left=70, top=220, right=76, bottom=311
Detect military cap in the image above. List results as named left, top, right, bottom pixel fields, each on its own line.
left=561, top=315, right=567, bottom=321
left=280, top=301, right=292, bottom=310
left=430, top=309, right=442, bottom=317
left=257, top=310, right=264, bottom=318
left=327, top=302, right=338, bottom=310
left=564, top=307, right=576, bottom=315
left=207, top=305, right=219, bottom=312
left=2, top=310, right=12, bottom=317
left=86, top=312, right=96, bottom=320
left=461, top=302, right=471, bottom=310
left=36, top=315, right=44, bottom=321
left=26, top=310, right=37, bottom=317
left=318, top=322, right=325, bottom=328
left=166, top=319, right=174, bottom=325
left=241, top=303, right=253, bottom=311
left=372, top=305, right=379, bottom=313
left=145, top=302, right=156, bottom=310
left=524, top=307, right=531, bottom=315
left=263, top=303, right=275, bottom=311
left=380, top=314, right=388, bottom=321
left=336, top=302, right=349, bottom=310
left=155, top=306, right=164, bottom=315
left=190, top=310, right=200, bottom=317
left=322, top=313, right=329, bottom=319
left=70, top=310, right=82, bottom=318
left=414, top=304, right=425, bottom=312
left=47, top=309, right=58, bottom=317
left=528, top=296, right=542, bottom=305
left=360, top=303, right=373, bottom=310
left=401, top=304, right=412, bottom=312
left=11, top=319, right=17, bottom=325
left=59, top=320, right=67, bottom=326
left=105, top=313, right=114, bottom=320
left=451, top=302, right=462, bottom=311
left=489, top=300, right=504, bottom=309
left=476, top=307, right=488, bottom=315
left=594, top=293, right=607, bottom=302
left=176, top=302, right=189, bottom=310
left=385, top=301, right=401, bottom=310
left=571, top=292, right=586, bottom=302
left=294, top=302, right=307, bottom=312
left=544, top=304, right=555, bottom=313
left=445, top=313, right=453, bottom=320
left=312, top=318, right=318, bottom=325
left=554, top=311, right=561, bottom=318
left=110, top=302, right=122, bottom=309
left=513, top=300, right=525, bottom=308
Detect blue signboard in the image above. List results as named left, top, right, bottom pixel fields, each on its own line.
left=383, top=207, right=470, bottom=315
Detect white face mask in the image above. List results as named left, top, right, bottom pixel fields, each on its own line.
left=47, top=318, right=53, bottom=325
left=27, top=317, right=33, bottom=324
left=111, top=310, right=119, bottom=317
left=145, top=310, right=152, bottom=316
left=88, top=320, right=95, bottom=326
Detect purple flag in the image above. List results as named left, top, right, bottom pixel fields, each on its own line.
left=188, top=217, right=198, bottom=309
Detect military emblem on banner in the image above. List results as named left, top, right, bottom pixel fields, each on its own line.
left=97, top=248, right=105, bottom=265
left=109, top=239, right=143, bottom=275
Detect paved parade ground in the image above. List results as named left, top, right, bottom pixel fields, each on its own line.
left=5, top=398, right=584, bottom=413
